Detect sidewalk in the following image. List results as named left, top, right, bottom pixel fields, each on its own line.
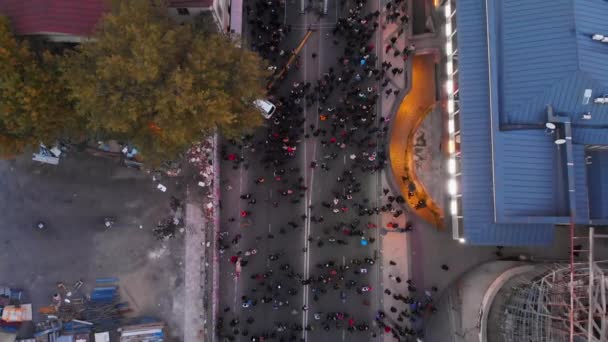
left=375, top=0, right=420, bottom=340
left=184, top=192, right=206, bottom=342
left=183, top=136, right=220, bottom=342
left=378, top=174, right=411, bottom=342
left=376, top=4, right=414, bottom=332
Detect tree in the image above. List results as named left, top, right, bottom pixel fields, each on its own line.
left=62, top=0, right=269, bottom=165
left=0, top=16, right=77, bottom=157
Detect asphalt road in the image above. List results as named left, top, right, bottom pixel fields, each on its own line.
left=218, top=0, right=386, bottom=341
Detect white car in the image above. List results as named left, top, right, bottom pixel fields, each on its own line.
left=254, top=99, right=276, bottom=119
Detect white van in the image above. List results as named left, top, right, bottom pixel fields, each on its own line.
left=253, top=99, right=276, bottom=119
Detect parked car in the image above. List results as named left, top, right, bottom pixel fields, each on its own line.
left=254, top=99, right=276, bottom=119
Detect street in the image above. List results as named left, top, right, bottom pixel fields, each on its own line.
left=6, top=0, right=608, bottom=341
left=217, top=0, right=395, bottom=340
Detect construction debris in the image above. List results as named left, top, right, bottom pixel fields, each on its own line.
left=119, top=322, right=165, bottom=342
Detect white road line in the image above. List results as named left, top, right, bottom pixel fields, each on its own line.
left=302, top=23, right=325, bottom=339
left=308, top=144, right=317, bottom=207
left=301, top=12, right=310, bottom=341
left=343, top=154, right=346, bottom=165
left=233, top=148, right=245, bottom=312
left=300, top=0, right=305, bottom=13
left=335, top=0, right=338, bottom=21
left=233, top=277, right=238, bottom=309
left=315, top=27, right=323, bottom=130
left=291, top=24, right=336, bottom=29
left=269, top=223, right=272, bottom=232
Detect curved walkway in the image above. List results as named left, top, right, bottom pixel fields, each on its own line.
left=389, top=53, right=444, bottom=228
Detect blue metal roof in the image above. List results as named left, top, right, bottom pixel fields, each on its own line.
left=494, top=130, right=564, bottom=219
left=575, top=0, right=608, bottom=85
left=507, top=73, right=608, bottom=126
left=471, top=223, right=555, bottom=246
left=455, top=0, right=608, bottom=245
left=499, top=0, right=608, bottom=126
left=587, top=151, right=608, bottom=220
left=573, top=145, right=591, bottom=222
left=499, top=0, right=579, bottom=119
left=456, top=0, right=555, bottom=245
left=456, top=0, right=496, bottom=243
left=573, top=127, right=608, bottom=145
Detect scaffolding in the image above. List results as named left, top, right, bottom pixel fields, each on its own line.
left=499, top=228, right=608, bottom=342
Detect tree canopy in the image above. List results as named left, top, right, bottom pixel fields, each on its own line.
left=62, top=0, right=269, bottom=164
left=0, top=16, right=77, bottom=157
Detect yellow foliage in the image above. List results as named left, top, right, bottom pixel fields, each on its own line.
left=62, top=0, right=269, bottom=165
left=0, top=16, right=79, bottom=156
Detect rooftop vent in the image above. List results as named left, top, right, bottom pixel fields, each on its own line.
left=591, top=34, right=608, bottom=43
left=594, top=97, right=608, bottom=104
left=583, top=89, right=592, bottom=105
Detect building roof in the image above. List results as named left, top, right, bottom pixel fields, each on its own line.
left=0, top=0, right=107, bottom=37
left=170, top=0, right=214, bottom=6
left=456, top=0, right=608, bottom=245
left=587, top=150, right=608, bottom=220
left=0, top=0, right=213, bottom=37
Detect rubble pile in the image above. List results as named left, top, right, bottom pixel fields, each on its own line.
left=186, top=137, right=216, bottom=219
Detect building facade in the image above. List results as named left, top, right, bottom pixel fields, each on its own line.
left=426, top=228, right=608, bottom=342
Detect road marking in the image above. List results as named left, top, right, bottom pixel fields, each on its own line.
left=301, top=10, right=310, bottom=341
left=343, top=154, right=346, bottom=165
left=269, top=223, right=272, bottom=232
left=342, top=329, right=345, bottom=340
left=315, top=28, right=322, bottom=132
left=300, top=0, right=305, bottom=13
left=233, top=277, right=238, bottom=310
left=308, top=144, right=318, bottom=208
left=290, top=24, right=336, bottom=29
left=342, top=256, right=346, bottom=265
left=232, top=147, right=245, bottom=313
left=335, top=0, right=338, bottom=21
left=301, top=25, right=325, bottom=339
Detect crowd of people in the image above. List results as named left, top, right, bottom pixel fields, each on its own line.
left=217, top=0, right=430, bottom=341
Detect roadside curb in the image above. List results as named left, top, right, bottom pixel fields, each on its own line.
left=210, top=132, right=221, bottom=342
